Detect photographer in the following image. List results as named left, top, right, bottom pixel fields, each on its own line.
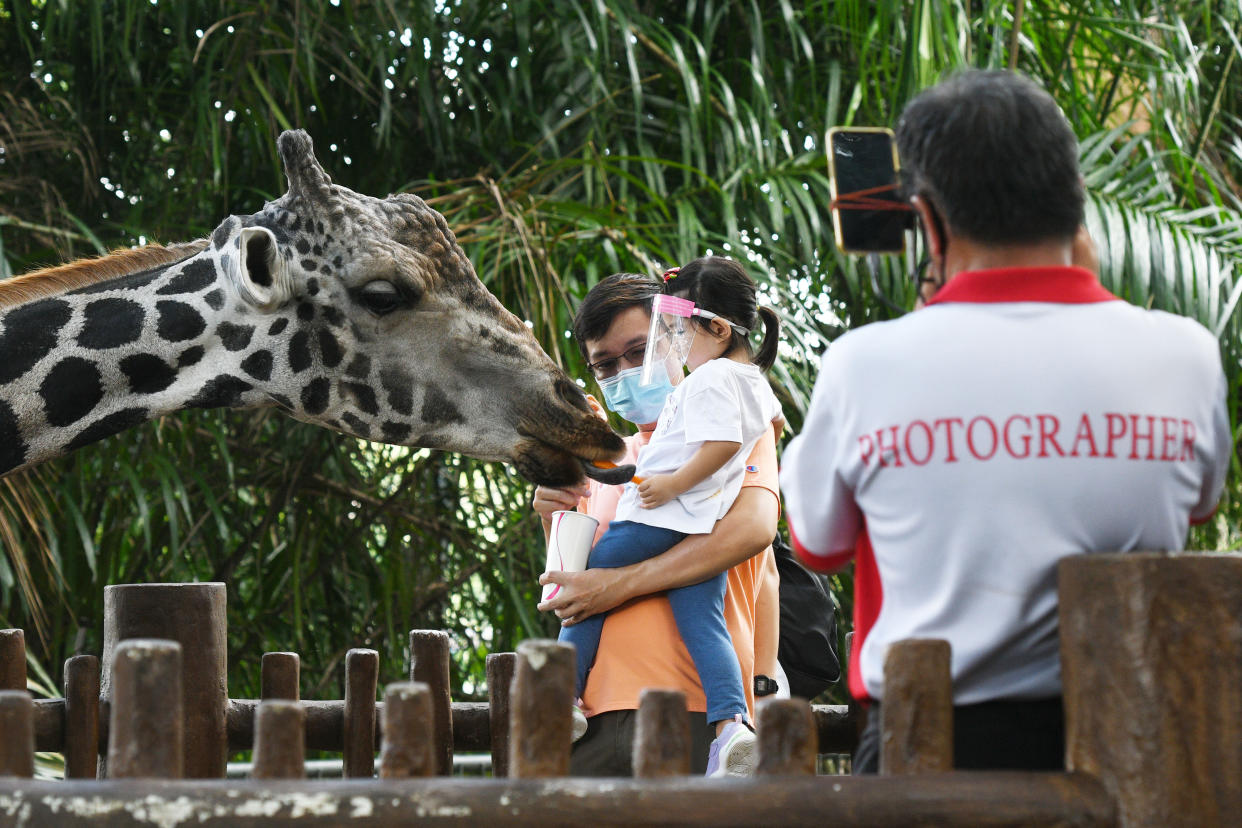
left=781, top=70, right=1230, bottom=772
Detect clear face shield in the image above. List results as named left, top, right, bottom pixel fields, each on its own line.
left=639, top=294, right=748, bottom=387
left=639, top=295, right=696, bottom=388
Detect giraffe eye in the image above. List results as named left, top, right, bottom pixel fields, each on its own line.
left=356, top=280, right=404, bottom=315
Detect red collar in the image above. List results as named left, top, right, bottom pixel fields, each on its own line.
left=925, top=266, right=1118, bottom=306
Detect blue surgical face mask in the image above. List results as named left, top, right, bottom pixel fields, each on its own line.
left=597, top=365, right=674, bottom=426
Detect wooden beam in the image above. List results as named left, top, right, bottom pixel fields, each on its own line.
left=881, top=638, right=952, bottom=774
left=0, top=774, right=1116, bottom=826
left=1060, top=553, right=1242, bottom=827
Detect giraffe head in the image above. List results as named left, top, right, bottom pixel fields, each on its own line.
left=204, top=130, right=623, bottom=485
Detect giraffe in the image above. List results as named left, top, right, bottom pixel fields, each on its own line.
left=0, top=130, right=630, bottom=486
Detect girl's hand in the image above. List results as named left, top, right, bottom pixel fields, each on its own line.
left=637, top=474, right=679, bottom=508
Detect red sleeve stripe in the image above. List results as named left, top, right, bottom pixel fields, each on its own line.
left=787, top=521, right=854, bottom=572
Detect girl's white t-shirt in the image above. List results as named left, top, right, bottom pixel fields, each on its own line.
left=616, top=358, right=782, bottom=535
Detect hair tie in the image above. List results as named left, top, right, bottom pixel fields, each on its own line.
left=662, top=267, right=680, bottom=282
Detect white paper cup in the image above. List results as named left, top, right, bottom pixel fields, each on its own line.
left=542, top=510, right=599, bottom=603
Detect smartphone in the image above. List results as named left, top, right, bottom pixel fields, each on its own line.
left=827, top=127, right=910, bottom=254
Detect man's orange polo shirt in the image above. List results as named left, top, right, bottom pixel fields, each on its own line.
left=575, top=417, right=779, bottom=719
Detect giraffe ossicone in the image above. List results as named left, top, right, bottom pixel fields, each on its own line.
left=0, top=130, right=628, bottom=486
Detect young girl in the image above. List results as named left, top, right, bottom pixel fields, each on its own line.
left=559, top=256, right=783, bottom=776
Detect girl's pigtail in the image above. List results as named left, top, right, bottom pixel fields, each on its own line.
left=754, top=306, right=780, bottom=372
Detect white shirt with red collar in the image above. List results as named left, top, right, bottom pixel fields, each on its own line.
left=780, top=266, right=1231, bottom=704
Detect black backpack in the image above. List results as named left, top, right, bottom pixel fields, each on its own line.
left=774, top=533, right=841, bottom=700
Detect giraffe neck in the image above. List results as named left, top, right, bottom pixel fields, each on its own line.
left=0, top=252, right=273, bottom=476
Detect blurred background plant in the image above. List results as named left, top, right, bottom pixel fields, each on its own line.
left=0, top=0, right=1238, bottom=722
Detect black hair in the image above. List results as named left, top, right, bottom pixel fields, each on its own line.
left=896, top=70, right=1084, bottom=246
left=664, top=256, right=780, bottom=372
left=571, top=272, right=661, bottom=360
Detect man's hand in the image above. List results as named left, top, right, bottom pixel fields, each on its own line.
left=537, top=568, right=629, bottom=626
left=637, top=473, right=679, bottom=509
left=532, top=483, right=590, bottom=526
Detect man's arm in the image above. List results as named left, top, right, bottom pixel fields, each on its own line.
left=538, top=484, right=779, bottom=624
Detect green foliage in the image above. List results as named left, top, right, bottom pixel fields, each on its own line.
left=0, top=0, right=1239, bottom=715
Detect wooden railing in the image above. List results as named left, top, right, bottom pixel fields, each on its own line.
left=0, top=552, right=1236, bottom=826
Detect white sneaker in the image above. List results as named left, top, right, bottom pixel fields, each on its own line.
left=705, top=716, right=756, bottom=776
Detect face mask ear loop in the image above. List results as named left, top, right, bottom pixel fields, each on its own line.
left=922, top=196, right=949, bottom=292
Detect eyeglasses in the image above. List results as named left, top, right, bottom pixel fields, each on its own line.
left=587, top=342, right=647, bottom=379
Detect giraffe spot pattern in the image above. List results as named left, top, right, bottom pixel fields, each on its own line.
left=341, top=411, right=370, bottom=438
left=268, top=318, right=289, bottom=336
left=421, top=385, right=464, bottom=425
left=381, top=421, right=412, bottom=443
left=240, top=350, right=273, bottom=381
left=0, top=399, right=25, bottom=474
left=317, top=329, right=343, bottom=368
left=288, top=330, right=312, bottom=372
left=178, top=346, right=205, bottom=367
left=120, top=354, right=177, bottom=395
left=380, top=369, right=413, bottom=415
left=345, top=354, right=370, bottom=379
left=217, top=322, right=255, bottom=351
left=211, top=217, right=238, bottom=249
left=69, top=268, right=161, bottom=295
left=156, top=260, right=216, bottom=295
left=156, top=301, right=206, bottom=342
left=323, top=306, right=345, bottom=327
left=301, top=377, right=330, bottom=414
left=0, top=299, right=72, bottom=386
left=65, top=407, right=149, bottom=453
left=343, top=383, right=379, bottom=415
left=203, top=289, right=225, bottom=310
left=78, top=298, right=145, bottom=350
left=490, top=338, right=522, bottom=359
left=187, top=375, right=253, bottom=409
left=40, top=357, right=105, bottom=427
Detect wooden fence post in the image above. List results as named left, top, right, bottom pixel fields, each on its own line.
left=342, top=648, right=378, bottom=778
left=0, top=630, right=25, bottom=692
left=379, top=682, right=434, bottom=778
left=633, top=689, right=690, bottom=777
left=1060, top=553, right=1242, bottom=828
left=0, top=691, right=33, bottom=777
left=486, top=652, right=516, bottom=778
left=881, top=638, right=953, bottom=775
left=509, top=639, right=575, bottom=778
left=101, top=583, right=226, bottom=778
left=409, top=630, right=453, bottom=776
left=756, top=698, right=817, bottom=775
left=107, top=639, right=183, bottom=778
left=63, top=655, right=99, bottom=779
left=252, top=700, right=305, bottom=779
left=261, top=652, right=301, bottom=701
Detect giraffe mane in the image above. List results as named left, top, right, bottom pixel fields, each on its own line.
left=0, top=241, right=210, bottom=309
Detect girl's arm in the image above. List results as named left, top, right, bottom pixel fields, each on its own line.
left=637, top=439, right=740, bottom=508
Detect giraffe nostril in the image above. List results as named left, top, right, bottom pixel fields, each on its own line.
left=554, top=376, right=591, bottom=413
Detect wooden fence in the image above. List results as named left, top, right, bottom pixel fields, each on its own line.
left=0, top=552, right=1236, bottom=827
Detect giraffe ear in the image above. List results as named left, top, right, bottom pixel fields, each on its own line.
left=233, top=226, right=292, bottom=312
